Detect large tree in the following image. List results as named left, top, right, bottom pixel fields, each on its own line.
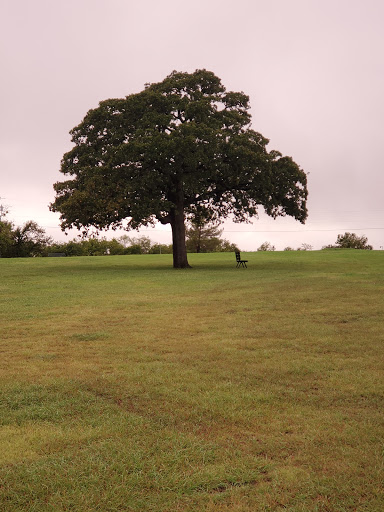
left=51, top=70, right=308, bottom=268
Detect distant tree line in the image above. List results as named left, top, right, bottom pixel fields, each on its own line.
left=258, top=242, right=313, bottom=251
left=0, top=219, right=237, bottom=257
left=261, top=234, right=373, bottom=252
left=283, top=243, right=313, bottom=251
left=0, top=218, right=375, bottom=258
left=47, top=235, right=174, bottom=257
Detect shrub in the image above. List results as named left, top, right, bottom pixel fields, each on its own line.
left=257, top=242, right=275, bottom=251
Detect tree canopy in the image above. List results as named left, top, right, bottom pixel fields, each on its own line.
left=50, top=69, right=308, bottom=267
left=0, top=220, right=52, bottom=257
left=323, top=232, right=373, bottom=250
left=337, top=232, right=373, bottom=250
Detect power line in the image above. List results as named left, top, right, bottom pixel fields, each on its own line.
left=37, top=225, right=384, bottom=234
left=224, top=227, right=384, bottom=233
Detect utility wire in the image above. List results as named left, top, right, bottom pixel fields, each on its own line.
left=36, top=226, right=384, bottom=233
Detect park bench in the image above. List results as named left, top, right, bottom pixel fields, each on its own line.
left=235, top=251, right=248, bottom=268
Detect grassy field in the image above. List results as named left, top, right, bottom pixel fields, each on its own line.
left=0, top=251, right=383, bottom=511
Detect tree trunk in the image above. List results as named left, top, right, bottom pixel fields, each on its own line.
left=170, top=206, right=190, bottom=268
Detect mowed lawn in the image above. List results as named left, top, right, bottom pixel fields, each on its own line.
left=0, top=251, right=383, bottom=511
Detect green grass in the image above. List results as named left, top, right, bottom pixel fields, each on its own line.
left=0, top=251, right=383, bottom=511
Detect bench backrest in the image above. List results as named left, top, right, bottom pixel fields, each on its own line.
left=235, top=251, right=241, bottom=261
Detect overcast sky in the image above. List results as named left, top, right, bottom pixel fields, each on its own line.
left=1, top=0, right=383, bottom=250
